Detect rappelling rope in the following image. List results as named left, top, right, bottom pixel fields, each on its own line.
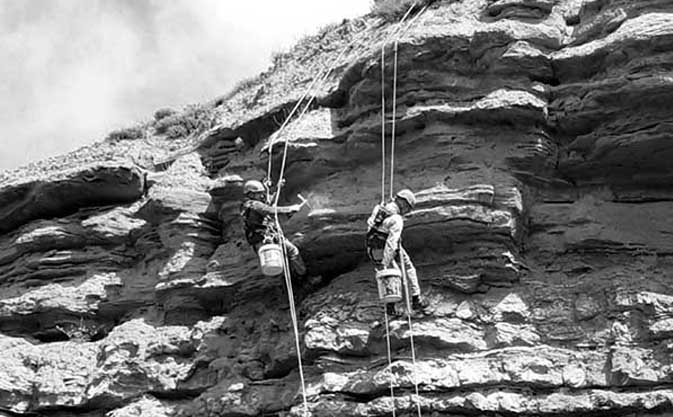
left=271, top=36, right=354, bottom=209
left=380, top=4, right=430, bottom=417
left=276, top=227, right=310, bottom=417
left=399, top=249, right=422, bottom=417
left=265, top=62, right=323, bottom=203
left=380, top=44, right=386, bottom=204
left=266, top=21, right=366, bottom=203
left=383, top=306, right=396, bottom=417
left=261, top=21, right=370, bottom=417
left=389, top=38, right=398, bottom=201
left=380, top=3, right=417, bottom=204
left=389, top=3, right=429, bottom=200
left=264, top=4, right=428, bottom=414
left=378, top=5, right=418, bottom=414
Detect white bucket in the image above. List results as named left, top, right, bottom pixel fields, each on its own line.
left=376, top=268, right=402, bottom=303
left=258, top=243, right=284, bottom=276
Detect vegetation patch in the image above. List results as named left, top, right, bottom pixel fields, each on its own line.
left=219, top=76, right=261, bottom=103
left=153, top=107, right=177, bottom=121
left=153, top=104, right=213, bottom=139
left=105, top=125, right=145, bottom=141
left=371, top=0, right=439, bottom=21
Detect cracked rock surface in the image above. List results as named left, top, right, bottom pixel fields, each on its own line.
left=2, top=0, right=673, bottom=416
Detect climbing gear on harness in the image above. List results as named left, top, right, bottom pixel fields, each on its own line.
left=396, top=189, right=416, bottom=209
left=240, top=201, right=276, bottom=246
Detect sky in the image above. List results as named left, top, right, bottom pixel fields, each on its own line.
left=0, top=0, right=371, bottom=170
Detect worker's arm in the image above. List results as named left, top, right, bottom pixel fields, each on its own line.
left=249, top=200, right=301, bottom=215
left=381, top=215, right=403, bottom=267
left=366, top=205, right=380, bottom=230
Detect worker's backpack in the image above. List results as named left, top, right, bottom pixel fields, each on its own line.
left=240, top=200, right=276, bottom=246
left=365, top=203, right=394, bottom=264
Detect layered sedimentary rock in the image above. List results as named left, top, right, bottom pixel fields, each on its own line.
left=2, top=0, right=673, bottom=416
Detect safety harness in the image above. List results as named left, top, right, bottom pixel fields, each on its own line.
left=366, top=202, right=395, bottom=264
left=240, top=199, right=279, bottom=247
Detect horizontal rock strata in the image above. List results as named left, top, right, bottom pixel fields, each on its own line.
left=2, top=0, right=673, bottom=416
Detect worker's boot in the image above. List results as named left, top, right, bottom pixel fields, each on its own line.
left=412, top=295, right=429, bottom=312
left=385, top=303, right=398, bottom=318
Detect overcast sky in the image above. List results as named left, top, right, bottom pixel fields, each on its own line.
left=0, top=0, right=370, bottom=170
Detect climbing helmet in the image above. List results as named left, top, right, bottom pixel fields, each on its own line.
left=244, top=180, right=265, bottom=195
left=396, top=189, right=416, bottom=209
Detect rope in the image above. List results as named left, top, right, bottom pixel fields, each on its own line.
left=267, top=38, right=361, bottom=415
left=389, top=38, right=398, bottom=201
left=278, top=228, right=310, bottom=416
left=383, top=305, right=397, bottom=417
left=262, top=18, right=373, bottom=417
left=376, top=3, right=428, bottom=416
left=267, top=22, right=365, bottom=204
left=389, top=3, right=429, bottom=200
left=399, top=248, right=422, bottom=417
left=380, top=46, right=386, bottom=204
left=265, top=61, right=323, bottom=202
left=272, top=52, right=353, bottom=208
left=380, top=3, right=417, bottom=204
left=262, top=3, right=430, bottom=414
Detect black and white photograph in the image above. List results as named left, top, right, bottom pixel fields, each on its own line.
left=1, top=0, right=672, bottom=416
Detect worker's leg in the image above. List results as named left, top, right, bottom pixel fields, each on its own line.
left=399, top=247, right=420, bottom=297
left=283, top=239, right=306, bottom=277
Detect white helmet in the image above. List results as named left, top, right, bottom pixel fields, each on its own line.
left=244, top=180, right=265, bottom=194
left=396, top=189, right=416, bottom=208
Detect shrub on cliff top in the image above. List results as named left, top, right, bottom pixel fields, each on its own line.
left=105, top=125, right=144, bottom=141
left=154, top=104, right=213, bottom=139
left=153, top=107, right=177, bottom=121
left=371, top=0, right=439, bottom=20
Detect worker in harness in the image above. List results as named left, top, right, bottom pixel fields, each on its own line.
left=240, top=179, right=307, bottom=278
left=367, top=189, right=427, bottom=316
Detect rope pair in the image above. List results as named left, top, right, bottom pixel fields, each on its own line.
left=379, top=3, right=428, bottom=417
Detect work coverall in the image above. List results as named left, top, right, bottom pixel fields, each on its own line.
left=241, top=199, right=306, bottom=277
left=366, top=202, right=420, bottom=297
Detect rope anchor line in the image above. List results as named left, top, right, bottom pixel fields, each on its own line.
left=379, top=3, right=429, bottom=417
left=260, top=1, right=429, bottom=415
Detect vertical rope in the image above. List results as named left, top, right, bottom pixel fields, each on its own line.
left=273, top=32, right=358, bottom=210
left=277, top=230, right=309, bottom=417
left=389, top=37, right=399, bottom=200
left=388, top=3, right=429, bottom=201
left=267, top=20, right=368, bottom=201
left=376, top=4, right=426, bottom=416
left=380, top=46, right=386, bottom=204
left=380, top=3, right=418, bottom=204
left=383, top=305, right=397, bottom=417
left=264, top=22, right=373, bottom=417
left=266, top=61, right=324, bottom=201
left=399, top=249, right=422, bottom=417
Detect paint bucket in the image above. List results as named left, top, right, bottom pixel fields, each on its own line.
left=376, top=268, right=402, bottom=303
left=258, top=243, right=284, bottom=276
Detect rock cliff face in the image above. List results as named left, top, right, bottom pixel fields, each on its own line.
left=2, top=0, right=673, bottom=415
